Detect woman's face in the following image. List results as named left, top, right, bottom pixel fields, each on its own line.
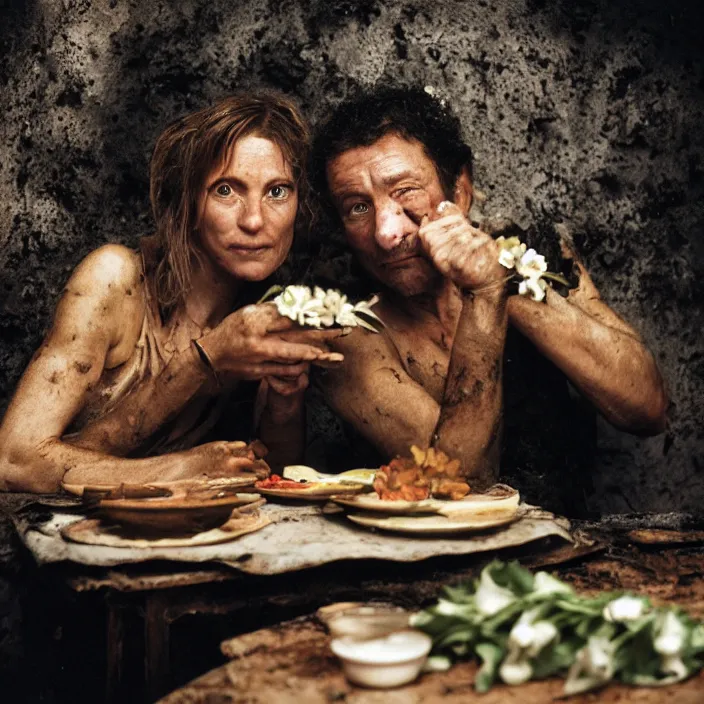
left=198, top=134, right=297, bottom=281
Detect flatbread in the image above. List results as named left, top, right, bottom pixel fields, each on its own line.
left=345, top=511, right=520, bottom=535
left=255, top=481, right=366, bottom=501
left=61, top=511, right=271, bottom=548
left=333, top=484, right=520, bottom=518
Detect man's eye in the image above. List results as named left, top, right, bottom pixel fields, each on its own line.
left=394, top=187, right=416, bottom=198
left=216, top=184, right=232, bottom=197
left=268, top=185, right=290, bottom=199
left=349, top=203, right=369, bottom=216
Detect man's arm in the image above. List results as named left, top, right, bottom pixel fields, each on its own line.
left=433, top=286, right=508, bottom=487
left=508, top=251, right=668, bottom=435
left=321, top=328, right=441, bottom=460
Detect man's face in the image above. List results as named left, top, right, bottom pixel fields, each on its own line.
left=326, top=133, right=449, bottom=297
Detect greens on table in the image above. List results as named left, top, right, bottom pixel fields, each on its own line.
left=411, top=560, right=704, bottom=696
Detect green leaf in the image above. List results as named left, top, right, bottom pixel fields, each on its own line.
left=256, top=284, right=284, bottom=304
left=487, top=560, right=535, bottom=596
left=475, top=642, right=504, bottom=693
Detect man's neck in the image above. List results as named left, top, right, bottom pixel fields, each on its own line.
left=386, top=278, right=462, bottom=332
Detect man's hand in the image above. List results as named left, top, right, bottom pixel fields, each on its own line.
left=197, top=303, right=344, bottom=381
left=418, top=201, right=505, bottom=291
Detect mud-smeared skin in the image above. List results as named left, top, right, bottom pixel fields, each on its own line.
left=0, top=0, right=703, bottom=518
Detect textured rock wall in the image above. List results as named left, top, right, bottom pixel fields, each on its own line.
left=1, top=0, right=703, bottom=514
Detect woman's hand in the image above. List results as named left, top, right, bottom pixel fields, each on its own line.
left=173, top=440, right=271, bottom=480
left=197, top=302, right=345, bottom=381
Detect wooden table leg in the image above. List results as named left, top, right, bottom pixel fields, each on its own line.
left=144, top=592, right=171, bottom=702
left=105, top=597, right=126, bottom=704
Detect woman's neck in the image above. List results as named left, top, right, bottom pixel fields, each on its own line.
left=184, top=253, right=241, bottom=330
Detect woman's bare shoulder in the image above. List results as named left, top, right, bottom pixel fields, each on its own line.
left=68, top=243, right=143, bottom=294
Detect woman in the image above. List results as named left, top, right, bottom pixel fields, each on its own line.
left=0, top=92, right=342, bottom=493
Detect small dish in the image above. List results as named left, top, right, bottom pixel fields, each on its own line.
left=331, top=629, right=432, bottom=688
left=325, top=605, right=410, bottom=640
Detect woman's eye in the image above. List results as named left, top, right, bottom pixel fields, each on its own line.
left=268, top=185, right=290, bottom=199
left=216, top=184, right=232, bottom=197
left=349, top=203, right=369, bottom=216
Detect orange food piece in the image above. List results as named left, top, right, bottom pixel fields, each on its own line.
left=374, top=446, right=470, bottom=501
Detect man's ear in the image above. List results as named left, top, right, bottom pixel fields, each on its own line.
left=453, top=167, right=473, bottom=216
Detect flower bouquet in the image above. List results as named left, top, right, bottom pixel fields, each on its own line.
left=412, top=560, right=704, bottom=696
left=260, top=285, right=383, bottom=332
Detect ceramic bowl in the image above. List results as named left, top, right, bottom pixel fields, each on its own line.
left=326, top=605, right=410, bottom=640
left=97, top=492, right=261, bottom=537
left=330, top=629, right=432, bottom=689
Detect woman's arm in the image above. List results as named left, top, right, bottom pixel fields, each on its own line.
left=0, top=245, right=221, bottom=491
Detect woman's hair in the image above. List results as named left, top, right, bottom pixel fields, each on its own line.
left=149, top=91, right=311, bottom=314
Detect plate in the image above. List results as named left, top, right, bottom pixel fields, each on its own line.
left=97, top=492, right=263, bottom=536
left=61, top=510, right=270, bottom=548
left=332, top=484, right=520, bottom=518
left=61, top=474, right=259, bottom=499
left=283, top=465, right=377, bottom=486
left=255, top=482, right=366, bottom=502
left=345, top=511, right=520, bottom=535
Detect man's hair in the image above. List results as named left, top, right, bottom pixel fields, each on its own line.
left=311, top=86, right=473, bottom=212
left=149, top=91, right=311, bottom=315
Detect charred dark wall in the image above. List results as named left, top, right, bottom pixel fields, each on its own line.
left=1, top=0, right=703, bottom=514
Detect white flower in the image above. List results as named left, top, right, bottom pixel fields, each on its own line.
left=654, top=611, right=686, bottom=656
left=499, top=657, right=533, bottom=685
left=603, top=595, right=647, bottom=623
left=518, top=277, right=547, bottom=302
left=276, top=285, right=312, bottom=322
left=272, top=286, right=382, bottom=331
left=508, top=608, right=558, bottom=657
left=496, top=236, right=526, bottom=270
left=515, top=248, right=548, bottom=279
left=533, top=571, right=573, bottom=598
left=564, top=636, right=616, bottom=695
left=474, top=569, right=517, bottom=617
left=661, top=654, right=688, bottom=680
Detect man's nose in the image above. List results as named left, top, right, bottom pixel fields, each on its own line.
left=375, top=202, right=414, bottom=251
left=238, top=197, right=264, bottom=234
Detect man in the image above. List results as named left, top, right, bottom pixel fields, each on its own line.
left=309, top=87, right=667, bottom=512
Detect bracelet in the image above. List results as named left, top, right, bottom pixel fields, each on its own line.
left=191, top=339, right=222, bottom=389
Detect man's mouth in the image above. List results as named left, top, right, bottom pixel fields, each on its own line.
left=382, top=254, right=421, bottom=269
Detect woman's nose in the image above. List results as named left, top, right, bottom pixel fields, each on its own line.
left=238, top=197, right=264, bottom=234
left=375, top=203, right=414, bottom=251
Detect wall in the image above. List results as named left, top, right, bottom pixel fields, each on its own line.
left=1, top=0, right=703, bottom=514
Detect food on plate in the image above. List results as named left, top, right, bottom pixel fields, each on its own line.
left=373, top=446, right=470, bottom=501
left=255, top=474, right=315, bottom=490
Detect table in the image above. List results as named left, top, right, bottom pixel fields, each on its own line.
left=4, top=492, right=704, bottom=702
left=160, top=544, right=704, bottom=703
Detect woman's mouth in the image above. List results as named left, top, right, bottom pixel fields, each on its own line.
left=228, top=244, right=272, bottom=256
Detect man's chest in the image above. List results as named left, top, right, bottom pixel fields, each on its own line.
left=384, top=324, right=452, bottom=403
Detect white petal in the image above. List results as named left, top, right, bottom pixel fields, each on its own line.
left=475, top=570, right=517, bottom=616
left=499, top=659, right=533, bottom=685
left=603, top=596, right=646, bottom=622
left=654, top=612, right=686, bottom=656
